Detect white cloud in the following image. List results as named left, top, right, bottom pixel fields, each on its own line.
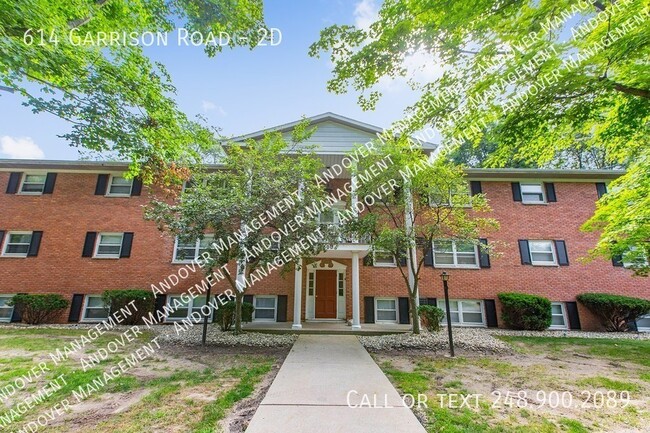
left=0, top=136, right=45, bottom=159
left=354, top=0, right=379, bottom=30
left=201, top=100, right=227, bottom=116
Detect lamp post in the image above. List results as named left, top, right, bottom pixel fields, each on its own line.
left=440, top=272, right=455, bottom=357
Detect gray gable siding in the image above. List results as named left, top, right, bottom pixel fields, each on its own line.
left=280, top=121, right=378, bottom=153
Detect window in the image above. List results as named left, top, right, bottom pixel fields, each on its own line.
left=550, top=302, right=568, bottom=329
left=308, top=272, right=315, bottom=296
left=173, top=235, right=214, bottom=263
left=253, top=296, right=276, bottom=321
left=107, top=176, right=133, bottom=196
left=437, top=299, right=485, bottom=326
left=433, top=240, right=479, bottom=268
left=521, top=183, right=545, bottom=204
left=338, top=272, right=344, bottom=297
left=0, top=295, right=14, bottom=322
left=373, top=250, right=396, bottom=267
left=94, top=233, right=124, bottom=258
left=319, top=208, right=338, bottom=225
left=622, top=247, right=649, bottom=269
left=529, top=240, right=557, bottom=266
left=165, top=295, right=213, bottom=322
left=431, top=183, right=471, bottom=207
left=20, top=174, right=46, bottom=194
left=82, top=296, right=110, bottom=322
left=2, top=232, right=32, bottom=257
left=637, top=314, right=650, bottom=332
left=376, top=298, right=398, bottom=323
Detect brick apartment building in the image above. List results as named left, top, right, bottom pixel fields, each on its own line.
left=0, top=113, right=648, bottom=331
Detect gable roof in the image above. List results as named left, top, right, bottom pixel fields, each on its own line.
left=225, top=112, right=438, bottom=151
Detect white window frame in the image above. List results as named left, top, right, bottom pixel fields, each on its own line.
left=528, top=240, right=558, bottom=266
left=164, top=295, right=214, bottom=323
left=19, top=173, right=47, bottom=195
left=105, top=175, right=133, bottom=197
left=622, top=246, right=649, bottom=269
left=1, top=231, right=33, bottom=258
left=437, top=299, right=486, bottom=327
left=0, top=295, right=15, bottom=323
left=432, top=240, right=480, bottom=269
left=81, top=295, right=110, bottom=322
left=375, top=297, right=398, bottom=324
left=172, top=235, right=214, bottom=263
left=636, top=314, right=650, bottom=332
left=430, top=182, right=472, bottom=208
left=253, top=295, right=277, bottom=322
left=93, top=232, right=124, bottom=259
left=549, top=302, right=568, bottom=330
left=520, top=183, right=546, bottom=204
left=373, top=250, right=396, bottom=267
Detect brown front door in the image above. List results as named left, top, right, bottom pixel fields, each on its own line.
left=315, top=270, right=337, bottom=318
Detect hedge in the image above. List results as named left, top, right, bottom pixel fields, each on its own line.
left=577, top=293, right=650, bottom=332
left=417, top=305, right=445, bottom=332
left=8, top=294, right=69, bottom=325
left=102, top=289, right=155, bottom=325
left=214, top=301, right=254, bottom=331
left=498, top=292, right=552, bottom=331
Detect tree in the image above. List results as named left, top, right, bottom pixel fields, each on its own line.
left=1, top=0, right=266, bottom=178
left=346, top=138, right=498, bottom=333
left=311, top=0, right=649, bottom=270
left=147, top=122, right=338, bottom=333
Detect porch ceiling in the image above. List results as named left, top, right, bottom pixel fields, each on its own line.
left=316, top=243, right=371, bottom=259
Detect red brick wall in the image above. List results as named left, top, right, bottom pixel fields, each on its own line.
left=1, top=172, right=648, bottom=330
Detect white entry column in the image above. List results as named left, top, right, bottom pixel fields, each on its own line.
left=292, top=260, right=303, bottom=329
left=351, top=251, right=361, bottom=329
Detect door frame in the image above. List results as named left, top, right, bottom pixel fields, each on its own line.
left=306, top=260, right=346, bottom=320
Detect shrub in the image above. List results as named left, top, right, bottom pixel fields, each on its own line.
left=418, top=305, right=445, bottom=332
left=102, top=289, right=155, bottom=325
left=577, top=293, right=650, bottom=332
left=8, top=294, right=69, bottom=325
left=214, top=301, right=254, bottom=331
left=498, top=292, right=552, bottom=331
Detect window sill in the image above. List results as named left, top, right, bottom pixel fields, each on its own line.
left=92, top=256, right=121, bottom=260
left=104, top=194, right=132, bottom=198
left=373, top=263, right=397, bottom=268
left=548, top=326, right=568, bottom=331
left=0, top=255, right=28, bottom=258
left=172, top=260, right=196, bottom=264
left=440, top=322, right=486, bottom=328
left=530, top=263, right=559, bottom=267
left=17, top=192, right=44, bottom=196
left=521, top=202, right=548, bottom=205
left=434, top=265, right=480, bottom=269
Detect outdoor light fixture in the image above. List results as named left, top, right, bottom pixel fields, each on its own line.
left=440, top=271, right=455, bottom=357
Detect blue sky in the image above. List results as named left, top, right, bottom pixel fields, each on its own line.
left=0, top=0, right=434, bottom=161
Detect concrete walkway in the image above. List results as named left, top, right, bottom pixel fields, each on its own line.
left=246, top=335, right=427, bottom=433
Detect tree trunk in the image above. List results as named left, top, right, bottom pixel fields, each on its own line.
left=409, top=293, right=420, bottom=334
left=234, top=291, right=243, bottom=334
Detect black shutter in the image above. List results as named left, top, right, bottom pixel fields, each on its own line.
left=470, top=181, right=482, bottom=196
left=398, top=297, right=410, bottom=324
left=511, top=182, right=522, bottom=202
left=68, top=294, right=85, bottom=322
left=364, top=297, right=375, bottom=323
left=94, top=174, right=109, bottom=195
left=120, top=232, right=134, bottom=258
left=43, top=173, right=57, bottom=194
left=27, top=231, right=42, bottom=257
left=423, top=245, right=434, bottom=267
left=398, top=250, right=407, bottom=266
left=479, top=238, right=491, bottom=268
left=596, top=182, right=607, bottom=198
left=545, top=183, right=557, bottom=202
left=612, top=254, right=624, bottom=267
left=627, top=319, right=638, bottom=332
left=10, top=294, right=25, bottom=323
left=243, top=295, right=254, bottom=305
left=82, top=232, right=97, bottom=257
left=565, top=302, right=581, bottom=330
left=131, top=178, right=143, bottom=196
left=484, top=299, right=498, bottom=328
left=363, top=254, right=373, bottom=266
left=6, top=172, right=22, bottom=194
left=555, top=240, right=569, bottom=266
left=0, top=231, right=4, bottom=249
left=154, top=295, right=167, bottom=315
left=518, top=240, right=531, bottom=265
left=276, top=295, right=288, bottom=322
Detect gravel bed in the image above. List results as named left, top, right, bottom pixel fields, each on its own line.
left=359, top=327, right=513, bottom=354
left=487, top=328, right=650, bottom=340
left=153, top=325, right=298, bottom=347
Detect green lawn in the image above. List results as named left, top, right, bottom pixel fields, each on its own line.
left=0, top=327, right=279, bottom=433
left=375, top=336, right=650, bottom=433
